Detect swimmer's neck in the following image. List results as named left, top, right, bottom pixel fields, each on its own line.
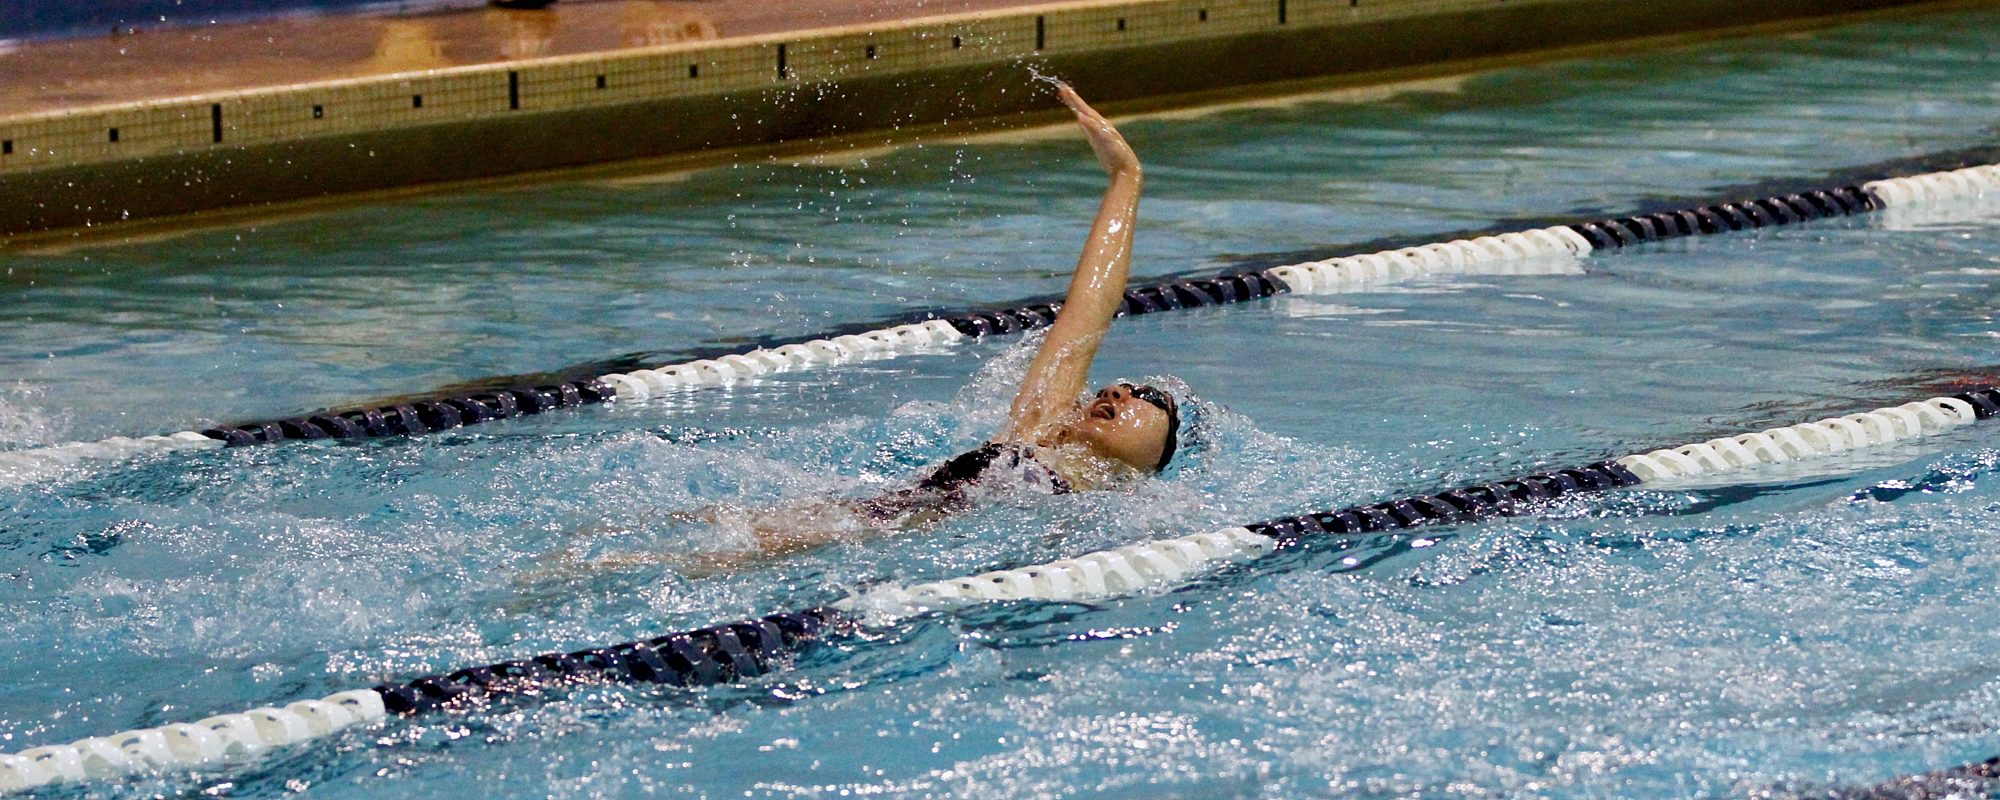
left=1024, top=436, right=1142, bottom=491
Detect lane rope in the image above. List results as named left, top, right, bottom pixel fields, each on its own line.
left=0, top=609, right=846, bottom=793
left=8, top=385, right=1997, bottom=793
left=10, top=160, right=1996, bottom=477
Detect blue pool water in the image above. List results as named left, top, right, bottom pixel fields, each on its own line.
left=5, top=6, right=2000, bottom=797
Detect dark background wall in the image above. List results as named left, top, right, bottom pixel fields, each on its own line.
left=0, top=0, right=483, bottom=41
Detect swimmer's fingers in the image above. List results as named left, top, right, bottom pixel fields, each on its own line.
left=1058, top=86, right=1138, bottom=176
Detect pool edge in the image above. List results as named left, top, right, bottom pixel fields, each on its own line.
left=0, top=0, right=1991, bottom=250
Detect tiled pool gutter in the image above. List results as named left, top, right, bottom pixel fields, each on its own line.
left=0, top=0, right=1965, bottom=241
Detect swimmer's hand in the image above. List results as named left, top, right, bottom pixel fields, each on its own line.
left=1057, top=84, right=1140, bottom=178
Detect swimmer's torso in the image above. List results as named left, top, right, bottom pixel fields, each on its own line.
left=858, top=442, right=1072, bottom=525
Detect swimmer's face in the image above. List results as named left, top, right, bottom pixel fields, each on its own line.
left=1062, top=383, right=1173, bottom=473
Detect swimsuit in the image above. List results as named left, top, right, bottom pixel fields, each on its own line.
left=858, top=442, right=1072, bottom=524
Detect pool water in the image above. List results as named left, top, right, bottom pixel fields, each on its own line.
left=5, top=6, right=2000, bottom=797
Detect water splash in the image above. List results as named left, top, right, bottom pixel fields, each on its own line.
left=1023, top=62, right=1067, bottom=92
left=0, top=384, right=66, bottom=450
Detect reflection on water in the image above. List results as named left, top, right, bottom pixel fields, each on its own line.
left=1878, top=192, right=2000, bottom=232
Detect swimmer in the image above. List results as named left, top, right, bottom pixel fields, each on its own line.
left=539, top=84, right=1179, bottom=577
left=736, top=83, right=1176, bottom=561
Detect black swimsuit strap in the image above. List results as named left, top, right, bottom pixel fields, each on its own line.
left=916, top=442, right=1008, bottom=492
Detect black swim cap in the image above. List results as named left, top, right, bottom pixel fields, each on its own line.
left=1129, top=384, right=1179, bottom=473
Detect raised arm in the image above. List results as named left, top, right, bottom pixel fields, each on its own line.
left=1003, top=85, right=1143, bottom=442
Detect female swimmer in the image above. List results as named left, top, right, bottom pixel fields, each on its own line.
left=549, top=84, right=1183, bottom=575
left=737, top=83, right=1181, bottom=561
